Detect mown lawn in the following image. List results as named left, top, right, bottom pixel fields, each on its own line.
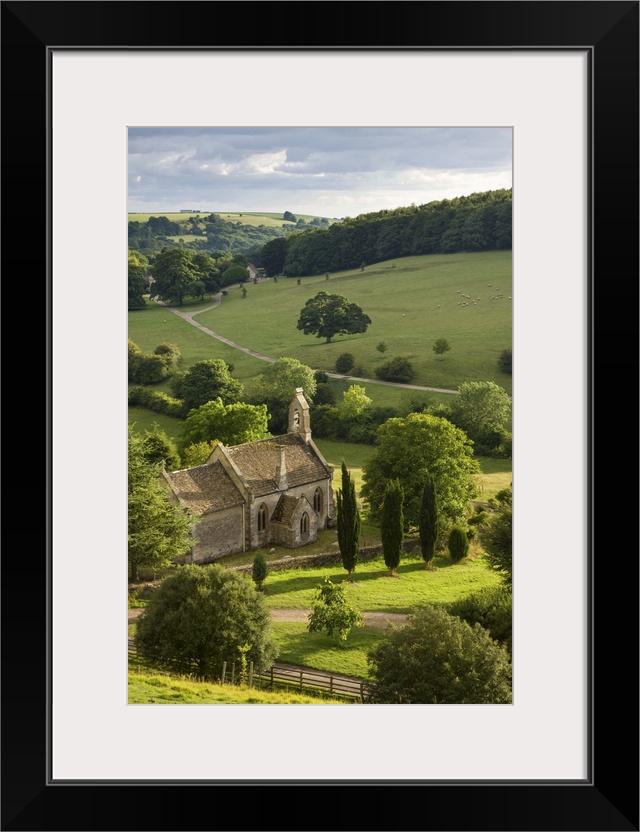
left=258, top=550, right=502, bottom=614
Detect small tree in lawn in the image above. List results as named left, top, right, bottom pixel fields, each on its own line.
left=307, top=577, right=364, bottom=643
left=336, top=461, right=361, bottom=581
left=448, top=525, right=469, bottom=563
left=433, top=338, right=451, bottom=359
left=381, top=479, right=404, bottom=576
left=251, top=551, right=268, bottom=592
left=419, top=471, right=438, bottom=570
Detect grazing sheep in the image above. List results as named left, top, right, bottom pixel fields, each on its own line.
left=269, top=548, right=276, bottom=554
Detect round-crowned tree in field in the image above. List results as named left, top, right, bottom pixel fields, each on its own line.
left=297, top=291, right=371, bottom=343
left=135, top=563, right=278, bottom=679
left=367, top=605, right=512, bottom=704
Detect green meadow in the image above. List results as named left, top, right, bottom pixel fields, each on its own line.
left=128, top=249, right=511, bottom=430
left=259, top=551, right=503, bottom=614
left=194, top=251, right=512, bottom=394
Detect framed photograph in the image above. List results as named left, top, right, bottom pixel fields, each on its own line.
left=3, top=2, right=637, bottom=830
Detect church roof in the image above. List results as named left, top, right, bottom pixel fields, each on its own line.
left=164, top=459, right=244, bottom=514
left=225, top=433, right=330, bottom=497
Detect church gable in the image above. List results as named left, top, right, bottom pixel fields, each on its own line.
left=269, top=493, right=317, bottom=548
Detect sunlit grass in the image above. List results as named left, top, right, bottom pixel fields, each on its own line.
left=258, top=550, right=502, bottom=614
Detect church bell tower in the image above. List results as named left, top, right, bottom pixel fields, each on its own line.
left=288, top=387, right=312, bottom=443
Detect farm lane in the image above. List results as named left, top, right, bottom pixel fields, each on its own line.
left=152, top=291, right=459, bottom=395
left=128, top=606, right=408, bottom=628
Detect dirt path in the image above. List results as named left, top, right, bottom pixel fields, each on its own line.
left=128, top=607, right=407, bottom=628
left=153, top=292, right=459, bottom=395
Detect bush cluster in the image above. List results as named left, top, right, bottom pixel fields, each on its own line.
left=128, top=340, right=181, bottom=385
left=374, top=356, right=414, bottom=383
left=128, top=386, right=184, bottom=418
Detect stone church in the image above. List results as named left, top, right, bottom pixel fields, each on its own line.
left=161, top=388, right=336, bottom=563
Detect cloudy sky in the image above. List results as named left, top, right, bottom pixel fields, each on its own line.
left=128, top=127, right=512, bottom=218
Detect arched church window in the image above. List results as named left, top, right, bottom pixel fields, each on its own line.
left=258, top=504, right=267, bottom=532
left=293, top=409, right=300, bottom=430
left=300, top=513, right=309, bottom=534
left=313, top=487, right=323, bottom=513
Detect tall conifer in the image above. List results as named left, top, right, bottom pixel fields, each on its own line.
left=381, top=479, right=404, bottom=576
left=336, top=461, right=360, bottom=580
left=419, top=471, right=438, bottom=570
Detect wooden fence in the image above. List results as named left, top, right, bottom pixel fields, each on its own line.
left=128, top=642, right=372, bottom=702
left=254, top=662, right=371, bottom=702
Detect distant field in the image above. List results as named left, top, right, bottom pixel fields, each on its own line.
left=128, top=211, right=338, bottom=229
left=195, top=251, right=512, bottom=393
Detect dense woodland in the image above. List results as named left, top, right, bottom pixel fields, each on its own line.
left=127, top=189, right=511, bottom=282
left=261, top=189, right=512, bottom=277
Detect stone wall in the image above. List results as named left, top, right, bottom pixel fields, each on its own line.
left=233, top=542, right=420, bottom=574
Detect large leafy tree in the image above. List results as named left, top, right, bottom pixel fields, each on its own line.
left=367, top=605, right=512, bottom=704
left=135, top=563, right=278, bottom=678
left=296, top=291, right=371, bottom=343
left=179, top=399, right=270, bottom=451
left=336, top=461, right=361, bottom=580
left=380, top=479, right=404, bottom=576
left=418, top=471, right=438, bottom=569
left=450, top=381, right=512, bottom=446
left=128, top=251, right=149, bottom=309
left=361, top=413, right=480, bottom=529
left=251, top=357, right=316, bottom=434
left=482, top=503, right=512, bottom=589
left=128, top=427, right=195, bottom=581
left=173, top=359, right=243, bottom=414
left=151, top=247, right=200, bottom=305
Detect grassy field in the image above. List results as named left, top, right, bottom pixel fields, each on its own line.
left=128, top=659, right=349, bottom=704
left=128, top=250, right=511, bottom=434
left=258, top=550, right=502, bottom=613
left=269, top=621, right=383, bottom=679
left=128, top=211, right=337, bottom=229
left=194, top=251, right=512, bottom=393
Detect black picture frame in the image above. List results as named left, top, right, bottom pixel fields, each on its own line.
left=2, top=2, right=638, bottom=830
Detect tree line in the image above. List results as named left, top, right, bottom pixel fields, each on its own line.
left=260, top=189, right=512, bottom=277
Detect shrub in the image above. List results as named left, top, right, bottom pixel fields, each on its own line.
left=335, top=352, right=355, bottom=374
left=367, top=605, right=512, bottom=703
left=446, top=587, right=512, bottom=655
left=307, top=577, right=364, bottom=643
left=128, top=387, right=183, bottom=418
left=448, top=526, right=469, bottom=562
left=251, top=552, right=268, bottom=591
left=498, top=348, right=512, bottom=374
left=133, top=354, right=172, bottom=384
left=135, top=564, right=278, bottom=679
left=313, top=382, right=336, bottom=406
left=375, top=356, right=414, bottom=383
left=313, top=370, right=329, bottom=384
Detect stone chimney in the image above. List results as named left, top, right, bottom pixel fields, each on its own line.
left=275, top=444, right=288, bottom=491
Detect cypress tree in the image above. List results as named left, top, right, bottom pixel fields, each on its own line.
left=381, top=479, right=404, bottom=576
left=419, top=471, right=438, bottom=570
left=336, top=461, right=361, bottom=580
